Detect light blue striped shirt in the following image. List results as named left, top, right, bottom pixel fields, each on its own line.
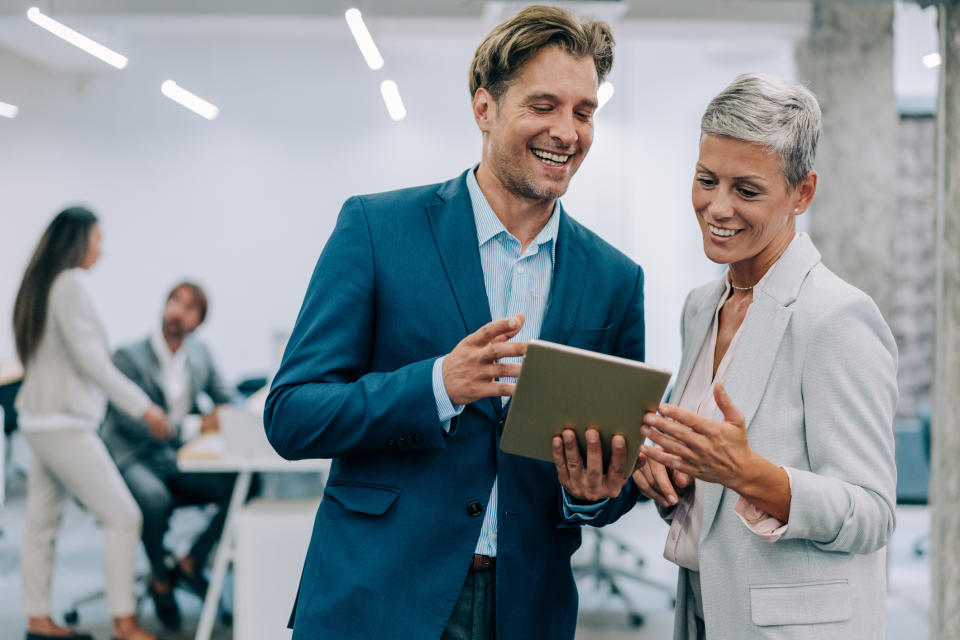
left=431, top=168, right=604, bottom=557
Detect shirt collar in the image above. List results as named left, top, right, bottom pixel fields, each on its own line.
left=465, top=166, right=560, bottom=257
left=150, top=330, right=187, bottom=370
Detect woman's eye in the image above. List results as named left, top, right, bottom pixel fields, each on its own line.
left=738, top=187, right=759, bottom=198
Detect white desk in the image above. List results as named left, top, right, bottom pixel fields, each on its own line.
left=178, top=436, right=329, bottom=640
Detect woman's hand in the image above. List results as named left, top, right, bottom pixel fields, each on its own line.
left=143, top=404, right=173, bottom=441
left=632, top=444, right=693, bottom=508
left=639, top=381, right=757, bottom=491
left=640, top=381, right=791, bottom=521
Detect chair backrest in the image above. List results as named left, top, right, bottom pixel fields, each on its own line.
left=0, top=379, right=21, bottom=436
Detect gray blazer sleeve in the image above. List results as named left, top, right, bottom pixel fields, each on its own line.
left=50, top=272, right=151, bottom=420
left=781, top=291, right=898, bottom=554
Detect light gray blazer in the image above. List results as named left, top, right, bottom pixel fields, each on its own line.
left=100, top=336, right=236, bottom=470
left=667, top=234, right=898, bottom=639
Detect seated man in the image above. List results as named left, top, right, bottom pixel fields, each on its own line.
left=102, top=281, right=236, bottom=630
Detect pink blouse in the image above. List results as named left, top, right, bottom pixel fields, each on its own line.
left=662, top=267, right=791, bottom=572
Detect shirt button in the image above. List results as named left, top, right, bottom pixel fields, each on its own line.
left=467, top=501, right=483, bottom=517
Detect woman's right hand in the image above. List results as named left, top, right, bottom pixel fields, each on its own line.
left=632, top=445, right=692, bottom=508
left=143, top=405, right=173, bottom=441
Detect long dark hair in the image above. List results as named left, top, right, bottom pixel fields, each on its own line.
left=13, top=207, right=99, bottom=364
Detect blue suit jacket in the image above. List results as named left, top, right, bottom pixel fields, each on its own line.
left=264, top=170, right=646, bottom=640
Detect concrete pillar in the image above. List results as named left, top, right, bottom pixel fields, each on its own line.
left=795, top=2, right=898, bottom=327
left=930, top=3, right=960, bottom=638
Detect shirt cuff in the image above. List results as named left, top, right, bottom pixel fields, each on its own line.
left=561, top=488, right=609, bottom=521
left=432, top=356, right=464, bottom=434
left=733, top=466, right=793, bottom=542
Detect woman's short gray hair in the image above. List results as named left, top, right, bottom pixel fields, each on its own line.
left=701, top=73, right=822, bottom=190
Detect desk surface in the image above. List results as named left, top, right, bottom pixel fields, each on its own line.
left=177, top=433, right=330, bottom=474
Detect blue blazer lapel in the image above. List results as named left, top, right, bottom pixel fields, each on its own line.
left=425, top=171, right=498, bottom=419
left=539, top=209, right=586, bottom=345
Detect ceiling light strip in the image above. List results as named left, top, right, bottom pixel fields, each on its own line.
left=380, top=80, right=406, bottom=121
left=26, top=7, right=128, bottom=69
left=345, top=8, right=384, bottom=70
left=0, top=101, right=18, bottom=119
left=161, top=80, right=219, bottom=120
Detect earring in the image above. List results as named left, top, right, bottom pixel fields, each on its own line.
left=794, top=208, right=799, bottom=212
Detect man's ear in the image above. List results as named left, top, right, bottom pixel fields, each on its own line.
left=473, top=88, right=494, bottom=133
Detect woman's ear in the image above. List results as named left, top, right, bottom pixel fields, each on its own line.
left=792, top=171, right=818, bottom=215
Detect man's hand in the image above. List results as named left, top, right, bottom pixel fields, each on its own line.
left=143, top=404, right=173, bottom=441
left=632, top=443, right=693, bottom=508
left=552, top=428, right=630, bottom=502
left=443, top=314, right=527, bottom=406
left=200, top=408, right=221, bottom=434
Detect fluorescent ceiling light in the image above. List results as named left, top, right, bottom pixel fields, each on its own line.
left=345, top=8, right=384, bottom=70
left=380, top=80, right=406, bottom=122
left=161, top=80, right=219, bottom=120
left=597, top=82, right=615, bottom=110
left=26, top=7, right=128, bottom=69
left=0, top=101, right=18, bottom=119
left=922, top=52, right=941, bottom=69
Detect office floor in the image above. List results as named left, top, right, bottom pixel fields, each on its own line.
left=0, top=473, right=930, bottom=640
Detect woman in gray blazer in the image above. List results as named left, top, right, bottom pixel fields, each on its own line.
left=13, top=208, right=168, bottom=640
left=632, top=74, right=898, bottom=639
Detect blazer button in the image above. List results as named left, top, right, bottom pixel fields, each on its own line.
left=398, top=435, right=409, bottom=447
left=467, top=501, right=483, bottom=517
left=386, top=439, right=395, bottom=448
left=496, top=417, right=506, bottom=435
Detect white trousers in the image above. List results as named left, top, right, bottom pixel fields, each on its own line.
left=21, top=429, right=142, bottom=617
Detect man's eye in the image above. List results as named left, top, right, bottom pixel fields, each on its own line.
left=697, top=177, right=715, bottom=187
left=531, top=105, right=551, bottom=113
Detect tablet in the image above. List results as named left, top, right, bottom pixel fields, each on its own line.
left=499, top=339, right=671, bottom=477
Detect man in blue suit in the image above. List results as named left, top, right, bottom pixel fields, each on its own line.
left=264, top=6, right=645, bottom=639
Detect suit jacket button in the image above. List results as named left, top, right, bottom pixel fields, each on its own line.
left=386, top=439, right=395, bottom=448
left=467, top=501, right=483, bottom=517
left=496, top=418, right=506, bottom=435
left=398, top=435, right=409, bottom=447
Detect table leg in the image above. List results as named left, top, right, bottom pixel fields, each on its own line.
left=195, top=469, right=252, bottom=640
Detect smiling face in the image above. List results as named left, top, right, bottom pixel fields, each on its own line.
left=475, top=45, right=598, bottom=203
left=692, top=134, right=817, bottom=278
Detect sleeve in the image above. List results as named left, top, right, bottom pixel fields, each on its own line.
left=733, top=467, right=793, bottom=541
left=200, top=344, right=238, bottom=406
left=263, top=197, right=449, bottom=460
left=107, top=347, right=153, bottom=438
left=778, top=293, right=898, bottom=554
left=432, top=356, right=465, bottom=433
left=560, top=264, right=646, bottom=528
left=50, top=273, right=151, bottom=420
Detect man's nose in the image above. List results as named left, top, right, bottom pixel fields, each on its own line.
left=549, top=111, right=578, bottom=148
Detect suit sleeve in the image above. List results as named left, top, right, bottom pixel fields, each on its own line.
left=780, top=293, right=898, bottom=554
left=106, top=347, right=154, bottom=440
left=200, top=344, right=238, bottom=406
left=561, top=264, right=646, bottom=527
left=264, top=197, right=444, bottom=460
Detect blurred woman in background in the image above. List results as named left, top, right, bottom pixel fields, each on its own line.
left=13, top=207, right=168, bottom=640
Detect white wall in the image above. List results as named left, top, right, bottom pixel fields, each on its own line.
left=0, top=15, right=801, bottom=383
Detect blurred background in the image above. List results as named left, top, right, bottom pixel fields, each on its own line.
left=0, top=0, right=950, bottom=638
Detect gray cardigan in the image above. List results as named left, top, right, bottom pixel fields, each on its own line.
left=16, top=269, right=151, bottom=430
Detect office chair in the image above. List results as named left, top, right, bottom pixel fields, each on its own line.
left=574, top=518, right=676, bottom=627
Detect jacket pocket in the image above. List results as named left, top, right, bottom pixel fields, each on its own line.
left=749, top=579, right=851, bottom=626
left=323, top=481, right=400, bottom=515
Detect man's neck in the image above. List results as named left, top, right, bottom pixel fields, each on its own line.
left=163, top=332, right=184, bottom=354
left=475, top=164, right=555, bottom=251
